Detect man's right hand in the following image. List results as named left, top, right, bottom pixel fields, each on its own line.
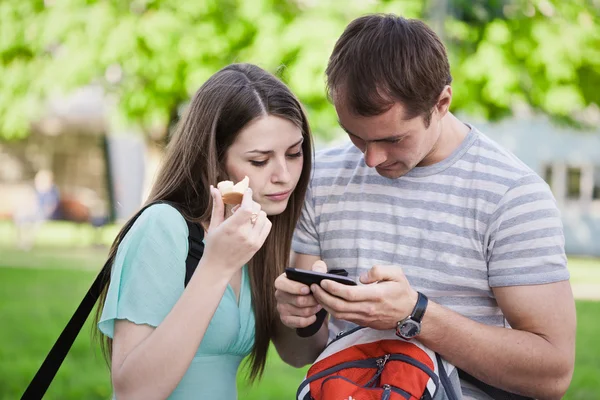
left=274, top=260, right=327, bottom=329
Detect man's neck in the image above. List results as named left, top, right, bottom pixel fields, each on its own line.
left=419, top=112, right=470, bottom=167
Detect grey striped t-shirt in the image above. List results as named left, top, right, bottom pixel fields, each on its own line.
left=292, top=125, right=569, bottom=399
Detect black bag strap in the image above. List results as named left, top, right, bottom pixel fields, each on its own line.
left=457, top=368, right=534, bottom=400
left=435, top=353, right=460, bottom=400
left=21, top=201, right=204, bottom=400
left=184, top=220, right=205, bottom=287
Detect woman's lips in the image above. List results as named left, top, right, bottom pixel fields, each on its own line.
left=265, top=190, right=291, bottom=201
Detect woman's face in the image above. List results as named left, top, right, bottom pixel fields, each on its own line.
left=224, top=115, right=305, bottom=216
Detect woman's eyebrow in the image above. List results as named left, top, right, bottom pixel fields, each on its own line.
left=245, top=138, right=303, bottom=155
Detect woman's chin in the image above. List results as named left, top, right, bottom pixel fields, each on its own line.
left=262, top=200, right=289, bottom=217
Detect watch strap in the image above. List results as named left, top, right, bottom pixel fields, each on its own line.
left=411, top=291, right=428, bottom=322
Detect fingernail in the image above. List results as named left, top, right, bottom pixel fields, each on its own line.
left=300, top=286, right=310, bottom=295
left=320, top=281, right=328, bottom=290
left=311, top=284, right=319, bottom=292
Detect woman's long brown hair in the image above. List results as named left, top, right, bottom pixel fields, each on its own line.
left=92, top=63, right=313, bottom=381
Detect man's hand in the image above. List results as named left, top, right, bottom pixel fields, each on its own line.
left=272, top=254, right=329, bottom=368
left=311, top=265, right=419, bottom=330
left=274, top=261, right=327, bottom=329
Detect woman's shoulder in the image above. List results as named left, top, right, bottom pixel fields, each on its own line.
left=132, top=202, right=188, bottom=233
left=120, top=202, right=190, bottom=256
left=99, top=203, right=192, bottom=336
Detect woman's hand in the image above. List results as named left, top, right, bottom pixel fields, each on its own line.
left=201, top=185, right=272, bottom=276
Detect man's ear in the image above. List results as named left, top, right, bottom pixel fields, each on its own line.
left=435, top=85, right=452, bottom=117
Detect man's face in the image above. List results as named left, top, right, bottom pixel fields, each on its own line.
left=334, top=101, right=442, bottom=179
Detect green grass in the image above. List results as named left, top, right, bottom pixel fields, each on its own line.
left=0, top=220, right=120, bottom=249
left=568, top=301, right=600, bottom=400
left=0, top=267, right=111, bottom=400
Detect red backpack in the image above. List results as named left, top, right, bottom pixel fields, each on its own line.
left=296, top=327, right=462, bottom=400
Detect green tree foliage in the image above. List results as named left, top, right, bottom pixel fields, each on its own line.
left=446, top=0, right=600, bottom=125
left=1, top=0, right=598, bottom=141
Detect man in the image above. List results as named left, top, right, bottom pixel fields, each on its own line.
left=272, top=14, right=575, bottom=400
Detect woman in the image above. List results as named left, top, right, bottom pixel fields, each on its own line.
left=94, top=63, right=313, bottom=399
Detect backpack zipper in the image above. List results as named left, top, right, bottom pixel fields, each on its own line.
left=382, top=384, right=392, bottom=400
left=318, top=376, right=411, bottom=400
left=296, top=357, right=380, bottom=397
left=365, top=354, right=391, bottom=387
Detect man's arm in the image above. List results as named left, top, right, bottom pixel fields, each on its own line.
left=311, top=267, right=576, bottom=400
left=272, top=252, right=330, bottom=368
left=420, top=281, right=575, bottom=399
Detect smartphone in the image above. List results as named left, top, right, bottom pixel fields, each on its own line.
left=285, top=268, right=357, bottom=287
left=285, top=268, right=357, bottom=338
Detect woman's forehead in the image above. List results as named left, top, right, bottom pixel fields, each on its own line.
left=232, top=116, right=303, bottom=150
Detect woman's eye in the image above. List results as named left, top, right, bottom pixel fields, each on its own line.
left=287, top=151, right=303, bottom=158
left=250, top=160, right=267, bottom=167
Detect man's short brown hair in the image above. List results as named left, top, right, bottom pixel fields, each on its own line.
left=326, top=14, right=452, bottom=125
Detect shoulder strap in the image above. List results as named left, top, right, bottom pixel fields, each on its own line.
left=21, top=201, right=203, bottom=400
left=457, top=368, right=534, bottom=400
left=435, top=354, right=460, bottom=400
left=184, top=219, right=204, bottom=287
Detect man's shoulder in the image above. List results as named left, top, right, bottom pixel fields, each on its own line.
left=468, top=126, right=541, bottom=187
left=467, top=126, right=556, bottom=213
left=472, top=127, right=530, bottom=169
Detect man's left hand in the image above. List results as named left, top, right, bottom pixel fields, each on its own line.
left=311, top=265, right=419, bottom=330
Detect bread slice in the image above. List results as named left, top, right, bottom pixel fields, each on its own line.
left=217, top=176, right=249, bottom=205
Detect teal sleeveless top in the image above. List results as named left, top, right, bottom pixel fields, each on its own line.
left=98, top=204, right=255, bottom=399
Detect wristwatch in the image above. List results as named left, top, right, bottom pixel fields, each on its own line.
left=395, top=291, right=428, bottom=340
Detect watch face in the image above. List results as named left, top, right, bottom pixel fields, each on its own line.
left=399, top=320, right=421, bottom=338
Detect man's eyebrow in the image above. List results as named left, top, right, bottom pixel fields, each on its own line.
left=338, top=121, right=354, bottom=137
left=245, top=138, right=304, bottom=155
left=338, top=121, right=408, bottom=142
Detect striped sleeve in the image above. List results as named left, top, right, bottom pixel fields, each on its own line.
left=292, top=185, right=322, bottom=256
left=486, top=174, right=569, bottom=287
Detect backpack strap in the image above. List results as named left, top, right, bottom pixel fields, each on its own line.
left=21, top=201, right=203, bottom=400
left=435, top=354, right=460, bottom=400
left=457, top=368, right=534, bottom=400
left=183, top=218, right=205, bottom=287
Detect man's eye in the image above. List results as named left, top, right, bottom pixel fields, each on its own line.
left=386, top=137, right=404, bottom=144
left=250, top=160, right=267, bottom=167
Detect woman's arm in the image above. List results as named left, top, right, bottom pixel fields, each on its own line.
left=111, top=261, right=232, bottom=400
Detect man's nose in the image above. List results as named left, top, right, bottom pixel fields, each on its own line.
left=364, top=143, right=386, bottom=168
